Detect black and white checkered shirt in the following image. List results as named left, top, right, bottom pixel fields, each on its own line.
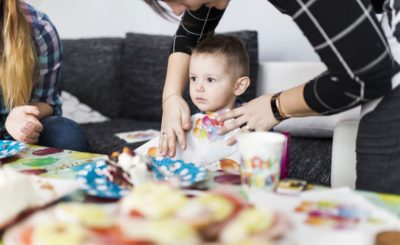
left=171, top=0, right=396, bottom=115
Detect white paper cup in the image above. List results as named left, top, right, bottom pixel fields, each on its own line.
left=237, top=131, right=286, bottom=190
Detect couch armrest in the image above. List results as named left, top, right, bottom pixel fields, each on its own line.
left=331, top=120, right=359, bottom=189
left=257, top=61, right=361, bottom=137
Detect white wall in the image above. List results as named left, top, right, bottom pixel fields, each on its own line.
left=26, top=0, right=318, bottom=62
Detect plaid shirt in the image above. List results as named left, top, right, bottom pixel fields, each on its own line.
left=172, top=0, right=397, bottom=115
left=0, top=2, right=62, bottom=139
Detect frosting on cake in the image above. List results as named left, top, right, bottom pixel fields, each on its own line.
left=109, top=147, right=152, bottom=186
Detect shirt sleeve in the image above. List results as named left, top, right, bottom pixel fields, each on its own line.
left=272, top=0, right=395, bottom=115
left=30, top=15, right=63, bottom=116
left=170, top=5, right=226, bottom=54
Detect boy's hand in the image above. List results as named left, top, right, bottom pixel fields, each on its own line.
left=5, top=105, right=43, bottom=144
left=159, top=95, right=191, bottom=157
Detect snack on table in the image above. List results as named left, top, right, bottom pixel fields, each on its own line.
left=118, top=183, right=288, bottom=244
left=375, top=231, right=400, bottom=245
left=31, top=222, right=86, bottom=245
left=108, top=147, right=152, bottom=186
left=119, top=182, right=188, bottom=219
left=119, top=218, right=201, bottom=245
left=4, top=183, right=289, bottom=245
left=219, top=207, right=274, bottom=243
left=55, top=203, right=114, bottom=229
left=0, top=169, right=35, bottom=229
left=176, top=191, right=244, bottom=227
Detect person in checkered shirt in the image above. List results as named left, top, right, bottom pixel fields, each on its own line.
left=145, top=0, right=400, bottom=194
left=0, top=0, right=89, bottom=152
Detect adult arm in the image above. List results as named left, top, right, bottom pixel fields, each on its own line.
left=278, top=0, right=394, bottom=114
left=160, top=5, right=226, bottom=157
left=219, top=0, right=395, bottom=140
left=29, top=15, right=63, bottom=119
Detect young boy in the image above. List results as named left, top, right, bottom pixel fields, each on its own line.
left=189, top=35, right=250, bottom=114
left=137, top=35, right=251, bottom=171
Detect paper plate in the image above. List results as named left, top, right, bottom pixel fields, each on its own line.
left=76, top=160, right=130, bottom=199
left=150, top=157, right=208, bottom=187
left=0, top=140, right=26, bottom=159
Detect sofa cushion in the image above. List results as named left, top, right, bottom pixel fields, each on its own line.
left=81, top=119, right=161, bottom=155
left=120, top=33, right=169, bottom=121
left=289, top=137, right=332, bottom=186
left=61, top=91, right=109, bottom=124
left=121, top=31, right=259, bottom=121
left=60, top=38, right=124, bottom=118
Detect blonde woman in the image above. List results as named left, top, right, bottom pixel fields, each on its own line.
left=1, top=0, right=89, bottom=151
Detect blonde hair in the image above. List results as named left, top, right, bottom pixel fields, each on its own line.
left=0, top=0, right=37, bottom=110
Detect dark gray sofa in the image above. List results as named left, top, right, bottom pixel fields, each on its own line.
left=60, top=31, right=332, bottom=186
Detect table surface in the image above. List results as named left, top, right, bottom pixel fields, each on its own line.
left=1, top=144, right=400, bottom=244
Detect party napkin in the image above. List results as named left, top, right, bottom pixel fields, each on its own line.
left=115, top=129, right=160, bottom=144
left=135, top=112, right=241, bottom=171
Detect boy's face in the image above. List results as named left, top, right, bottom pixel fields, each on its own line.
left=189, top=53, right=238, bottom=112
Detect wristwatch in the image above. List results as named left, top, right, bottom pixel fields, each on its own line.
left=270, top=92, right=287, bottom=121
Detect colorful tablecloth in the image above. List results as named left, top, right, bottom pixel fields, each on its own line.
left=1, top=144, right=106, bottom=179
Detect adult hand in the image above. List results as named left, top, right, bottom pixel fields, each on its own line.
left=159, top=95, right=191, bottom=157
left=5, top=105, right=43, bottom=144
left=218, top=94, right=279, bottom=145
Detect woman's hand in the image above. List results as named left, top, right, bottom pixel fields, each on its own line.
left=5, top=105, right=43, bottom=144
left=159, top=95, right=191, bottom=157
left=218, top=95, right=279, bottom=145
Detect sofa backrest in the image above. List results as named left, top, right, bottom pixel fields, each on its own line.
left=60, top=38, right=124, bottom=118
left=120, top=31, right=259, bottom=122
left=60, top=31, right=259, bottom=121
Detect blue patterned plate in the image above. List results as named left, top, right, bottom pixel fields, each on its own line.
left=150, top=157, right=208, bottom=187
left=76, top=160, right=130, bottom=199
left=0, top=140, right=26, bottom=159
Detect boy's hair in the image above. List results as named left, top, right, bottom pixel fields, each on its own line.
left=192, top=35, right=250, bottom=78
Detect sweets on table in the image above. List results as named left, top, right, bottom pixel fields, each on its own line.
left=4, top=182, right=289, bottom=245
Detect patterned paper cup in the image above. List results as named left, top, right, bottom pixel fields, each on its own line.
left=237, top=131, right=286, bottom=190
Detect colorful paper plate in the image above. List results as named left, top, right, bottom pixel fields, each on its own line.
left=150, top=157, right=208, bottom=187
left=76, top=160, right=130, bottom=199
left=0, top=140, right=26, bottom=159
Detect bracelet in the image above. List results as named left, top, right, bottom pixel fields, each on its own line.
left=270, top=92, right=287, bottom=121
left=276, top=92, right=287, bottom=119
left=162, top=93, right=180, bottom=104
